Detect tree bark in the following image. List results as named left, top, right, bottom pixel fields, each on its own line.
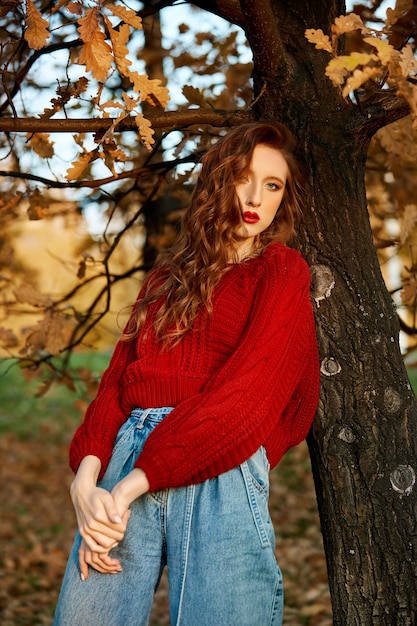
left=237, top=0, right=417, bottom=622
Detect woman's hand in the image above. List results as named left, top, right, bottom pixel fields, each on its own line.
left=70, top=456, right=128, bottom=554
left=71, top=458, right=149, bottom=579
left=111, top=468, right=150, bottom=515
left=78, top=538, right=124, bottom=580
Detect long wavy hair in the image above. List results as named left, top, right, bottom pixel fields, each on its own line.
left=125, top=121, right=305, bottom=345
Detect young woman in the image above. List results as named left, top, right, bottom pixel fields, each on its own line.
left=54, top=121, right=320, bottom=626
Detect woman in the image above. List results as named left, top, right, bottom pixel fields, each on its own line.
left=54, top=121, right=320, bottom=625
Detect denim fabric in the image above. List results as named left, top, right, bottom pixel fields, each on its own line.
left=53, top=407, right=283, bottom=625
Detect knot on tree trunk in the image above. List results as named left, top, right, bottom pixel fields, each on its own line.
left=310, top=264, right=335, bottom=307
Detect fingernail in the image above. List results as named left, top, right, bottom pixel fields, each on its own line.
left=114, top=515, right=122, bottom=523
left=80, top=573, right=85, bottom=582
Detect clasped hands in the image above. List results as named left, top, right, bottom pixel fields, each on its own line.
left=70, top=456, right=149, bottom=580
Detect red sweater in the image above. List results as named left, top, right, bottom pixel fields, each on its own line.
left=70, top=243, right=320, bottom=491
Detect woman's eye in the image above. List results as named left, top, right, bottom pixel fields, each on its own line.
left=265, top=182, right=280, bottom=190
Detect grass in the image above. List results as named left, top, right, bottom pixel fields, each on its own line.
left=0, top=352, right=109, bottom=441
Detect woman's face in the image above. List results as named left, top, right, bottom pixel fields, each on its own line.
left=234, top=144, right=288, bottom=255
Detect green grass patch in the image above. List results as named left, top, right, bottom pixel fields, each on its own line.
left=0, top=352, right=109, bottom=441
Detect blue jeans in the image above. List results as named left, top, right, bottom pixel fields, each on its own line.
left=53, top=407, right=283, bottom=625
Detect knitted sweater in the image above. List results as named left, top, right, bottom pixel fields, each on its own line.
left=70, top=243, right=320, bottom=492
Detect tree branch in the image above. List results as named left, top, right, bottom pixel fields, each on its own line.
left=238, top=0, right=285, bottom=77
left=0, top=152, right=202, bottom=189
left=185, top=0, right=245, bottom=28
left=356, top=89, right=411, bottom=140
left=0, top=108, right=251, bottom=135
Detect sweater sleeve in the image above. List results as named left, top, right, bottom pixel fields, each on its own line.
left=69, top=298, right=141, bottom=476
left=136, top=249, right=320, bottom=491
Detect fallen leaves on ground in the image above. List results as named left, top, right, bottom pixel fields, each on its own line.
left=0, top=432, right=332, bottom=625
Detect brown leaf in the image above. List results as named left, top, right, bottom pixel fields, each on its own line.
left=66, top=1, right=83, bottom=16
left=135, top=113, right=155, bottom=151
left=78, top=7, right=99, bottom=43
left=304, top=29, right=333, bottom=54
left=24, top=0, right=50, bottom=50
left=105, top=20, right=131, bottom=77
left=0, top=0, right=18, bottom=19
left=363, top=36, right=395, bottom=65
left=399, top=204, right=417, bottom=244
left=0, top=327, right=18, bottom=348
left=107, top=4, right=143, bottom=30
left=65, top=152, right=94, bottom=181
left=386, top=0, right=412, bottom=27
left=27, top=188, right=49, bottom=220
left=182, top=85, right=207, bottom=106
left=45, top=313, right=73, bottom=356
left=129, top=72, right=169, bottom=107
left=342, top=66, right=381, bottom=97
left=13, top=283, right=50, bottom=307
left=332, top=13, right=370, bottom=36
left=27, top=132, right=54, bottom=158
left=401, top=279, right=417, bottom=304
left=325, top=52, right=377, bottom=86
left=78, top=28, right=113, bottom=82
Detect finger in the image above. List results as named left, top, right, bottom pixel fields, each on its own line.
left=79, top=530, right=120, bottom=554
left=78, top=543, right=90, bottom=581
left=81, top=545, right=123, bottom=574
left=79, top=521, right=126, bottom=546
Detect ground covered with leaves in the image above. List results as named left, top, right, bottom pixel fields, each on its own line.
left=0, top=363, right=332, bottom=625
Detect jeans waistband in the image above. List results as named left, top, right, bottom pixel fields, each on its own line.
left=130, top=406, right=173, bottom=428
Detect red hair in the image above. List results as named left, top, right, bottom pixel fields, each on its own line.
left=126, top=121, right=305, bottom=345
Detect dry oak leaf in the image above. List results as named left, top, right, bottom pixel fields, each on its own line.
left=27, top=132, right=54, bottom=158
left=396, top=77, right=417, bottom=124
left=135, top=113, right=155, bottom=151
left=0, top=327, right=18, bottom=348
left=342, top=66, right=381, bottom=97
left=107, top=4, right=143, bottom=30
left=104, top=18, right=131, bottom=77
left=23, top=311, right=75, bottom=357
left=398, top=45, right=417, bottom=78
left=386, top=0, right=412, bottom=27
left=65, top=152, right=94, bottom=181
left=332, top=13, right=370, bottom=36
left=401, top=279, right=417, bottom=304
left=129, top=71, right=170, bottom=107
left=78, top=7, right=99, bottom=42
left=45, top=312, right=74, bottom=356
left=24, top=0, right=50, bottom=50
left=27, top=188, right=49, bottom=220
left=0, top=0, right=19, bottom=19
left=304, top=29, right=332, bottom=54
left=399, top=204, right=417, bottom=244
left=13, top=283, right=51, bottom=307
left=66, top=1, right=83, bottom=16
left=182, top=85, right=207, bottom=106
left=325, top=52, right=377, bottom=86
left=79, top=28, right=113, bottom=82
left=363, top=36, right=395, bottom=66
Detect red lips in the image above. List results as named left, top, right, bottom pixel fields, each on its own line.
left=243, top=211, right=260, bottom=224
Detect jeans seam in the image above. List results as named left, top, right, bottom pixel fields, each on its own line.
left=175, top=484, right=196, bottom=626
left=240, top=461, right=270, bottom=548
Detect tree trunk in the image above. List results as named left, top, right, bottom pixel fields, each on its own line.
left=243, top=1, right=417, bottom=622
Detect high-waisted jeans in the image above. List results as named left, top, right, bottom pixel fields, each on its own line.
left=53, top=407, right=283, bottom=625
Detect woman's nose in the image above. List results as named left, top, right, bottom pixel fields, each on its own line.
left=246, top=183, right=261, bottom=207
